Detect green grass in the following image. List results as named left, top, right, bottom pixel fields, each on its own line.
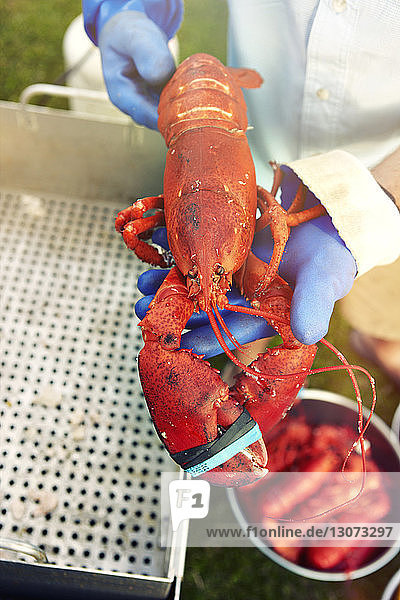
left=182, top=547, right=398, bottom=600
left=0, top=0, right=82, bottom=103
left=179, top=0, right=228, bottom=62
left=0, top=0, right=227, bottom=105
left=1, top=2, right=399, bottom=599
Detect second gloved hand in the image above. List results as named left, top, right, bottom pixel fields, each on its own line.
left=268, top=166, right=357, bottom=344
left=83, top=1, right=182, bottom=128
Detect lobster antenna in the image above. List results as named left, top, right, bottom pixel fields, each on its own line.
left=311, top=338, right=376, bottom=474
left=223, top=300, right=288, bottom=325
left=223, top=302, right=377, bottom=520
left=213, top=306, right=250, bottom=356
left=206, top=306, right=270, bottom=380
left=223, top=300, right=376, bottom=452
left=264, top=340, right=376, bottom=522
left=224, top=301, right=376, bottom=424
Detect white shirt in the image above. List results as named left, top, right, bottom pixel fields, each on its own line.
left=228, top=0, right=400, bottom=184
left=227, top=0, right=400, bottom=275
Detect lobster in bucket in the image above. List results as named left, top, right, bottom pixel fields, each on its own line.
left=115, top=53, right=375, bottom=487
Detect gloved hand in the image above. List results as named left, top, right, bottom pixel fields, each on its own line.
left=135, top=168, right=357, bottom=357
left=82, top=0, right=183, bottom=128
left=256, top=166, right=357, bottom=344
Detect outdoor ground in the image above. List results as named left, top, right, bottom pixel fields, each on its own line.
left=1, top=1, right=399, bottom=598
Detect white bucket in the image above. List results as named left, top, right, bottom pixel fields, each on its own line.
left=62, top=14, right=179, bottom=120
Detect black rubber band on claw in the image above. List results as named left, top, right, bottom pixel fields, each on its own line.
left=170, top=409, right=261, bottom=475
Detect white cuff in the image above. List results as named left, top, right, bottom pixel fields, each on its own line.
left=284, top=150, right=400, bottom=277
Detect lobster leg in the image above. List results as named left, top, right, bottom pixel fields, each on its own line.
left=254, top=185, right=290, bottom=289
left=115, top=195, right=168, bottom=266
left=254, top=185, right=327, bottom=289
left=138, top=267, right=268, bottom=486
left=254, top=166, right=327, bottom=291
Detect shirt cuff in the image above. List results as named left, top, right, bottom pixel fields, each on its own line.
left=283, top=150, right=400, bottom=277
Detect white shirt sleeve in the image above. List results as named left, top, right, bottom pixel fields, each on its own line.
left=283, top=150, right=400, bottom=277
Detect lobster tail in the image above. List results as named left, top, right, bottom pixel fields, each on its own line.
left=158, top=53, right=262, bottom=145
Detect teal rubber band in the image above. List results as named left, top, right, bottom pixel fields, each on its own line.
left=186, top=422, right=262, bottom=477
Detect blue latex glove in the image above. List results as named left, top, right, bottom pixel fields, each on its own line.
left=255, top=166, right=357, bottom=344
left=82, top=0, right=183, bottom=128
left=135, top=169, right=357, bottom=357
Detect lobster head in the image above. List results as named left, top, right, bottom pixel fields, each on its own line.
left=166, top=190, right=256, bottom=311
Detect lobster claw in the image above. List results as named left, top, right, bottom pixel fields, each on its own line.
left=138, top=339, right=268, bottom=487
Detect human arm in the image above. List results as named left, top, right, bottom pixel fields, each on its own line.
left=371, top=146, right=400, bottom=210
left=82, top=0, right=183, bottom=128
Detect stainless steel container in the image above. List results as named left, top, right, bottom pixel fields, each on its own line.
left=382, top=568, right=400, bottom=600
left=0, top=87, right=187, bottom=599
left=228, top=388, right=400, bottom=582
left=392, top=403, right=400, bottom=442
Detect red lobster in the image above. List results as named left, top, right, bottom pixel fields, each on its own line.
left=115, top=54, right=374, bottom=487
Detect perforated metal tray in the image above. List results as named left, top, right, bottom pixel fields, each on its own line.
left=0, top=93, right=187, bottom=599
